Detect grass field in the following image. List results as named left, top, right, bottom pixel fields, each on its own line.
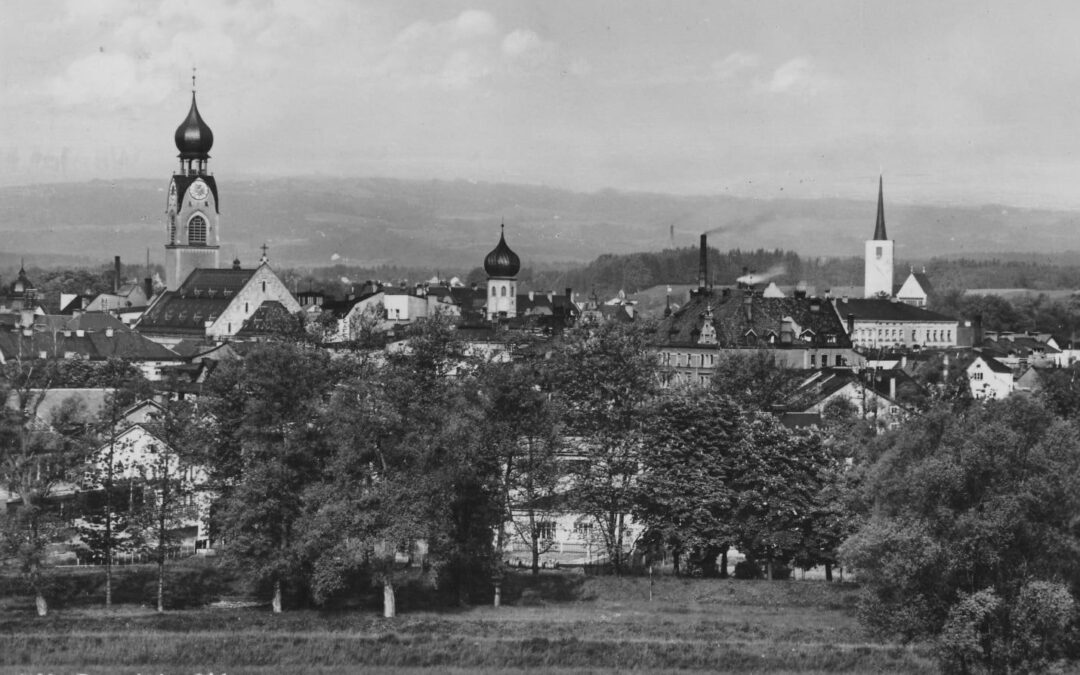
left=0, top=572, right=935, bottom=674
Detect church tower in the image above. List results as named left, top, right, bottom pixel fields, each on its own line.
left=484, top=224, right=520, bottom=319
left=165, top=75, right=220, bottom=290
left=864, top=176, right=894, bottom=298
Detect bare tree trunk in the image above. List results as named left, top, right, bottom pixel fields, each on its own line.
left=825, top=562, right=833, bottom=582
left=494, top=581, right=502, bottom=608
left=272, top=580, right=282, bottom=613
left=719, top=548, right=729, bottom=579
left=383, top=578, right=396, bottom=618
left=35, top=591, right=47, bottom=617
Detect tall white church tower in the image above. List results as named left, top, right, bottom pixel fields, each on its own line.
left=165, top=76, right=221, bottom=290
left=864, top=176, right=894, bottom=298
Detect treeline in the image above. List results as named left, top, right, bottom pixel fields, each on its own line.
left=5, top=323, right=1080, bottom=671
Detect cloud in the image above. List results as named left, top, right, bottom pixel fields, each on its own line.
left=374, top=11, right=561, bottom=89
left=712, top=51, right=760, bottom=80
left=759, top=57, right=833, bottom=94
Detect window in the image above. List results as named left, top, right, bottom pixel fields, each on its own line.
left=501, top=286, right=507, bottom=297
left=810, top=354, right=817, bottom=367
left=537, top=521, right=556, bottom=540
left=188, top=215, right=207, bottom=245
left=491, top=287, right=496, bottom=297
left=972, top=371, right=984, bottom=381
left=876, top=246, right=883, bottom=259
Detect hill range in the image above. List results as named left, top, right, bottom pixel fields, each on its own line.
left=1, top=177, right=1079, bottom=273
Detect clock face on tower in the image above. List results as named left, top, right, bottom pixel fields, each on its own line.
left=189, top=180, right=209, bottom=201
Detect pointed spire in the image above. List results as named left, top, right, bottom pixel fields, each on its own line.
left=873, top=175, right=887, bottom=240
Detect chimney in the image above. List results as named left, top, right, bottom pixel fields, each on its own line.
left=114, top=255, right=121, bottom=293
left=697, top=234, right=708, bottom=291
left=743, top=291, right=753, bottom=322
left=144, top=277, right=153, bottom=302
left=565, top=287, right=572, bottom=301
left=901, top=355, right=908, bottom=369
left=889, top=375, right=896, bottom=401
left=846, top=313, right=855, bottom=334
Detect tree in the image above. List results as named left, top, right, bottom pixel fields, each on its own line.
left=85, top=367, right=153, bottom=608
left=303, top=316, right=495, bottom=616
left=0, top=365, right=92, bottom=615
left=710, top=350, right=801, bottom=412
left=635, top=391, right=742, bottom=576
left=139, top=393, right=200, bottom=613
left=725, top=413, right=834, bottom=579
left=204, top=342, right=337, bottom=613
left=841, top=398, right=1080, bottom=672
left=546, top=320, right=660, bottom=574
left=479, top=361, right=564, bottom=578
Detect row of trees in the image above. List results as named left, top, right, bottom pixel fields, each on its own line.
left=6, top=315, right=1080, bottom=671
left=0, top=318, right=851, bottom=617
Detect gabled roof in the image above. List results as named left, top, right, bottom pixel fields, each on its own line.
left=911, top=272, right=934, bottom=295
left=235, top=301, right=300, bottom=337
left=971, top=355, right=1013, bottom=374
left=0, top=328, right=179, bottom=361
left=834, top=298, right=955, bottom=323
left=35, top=312, right=129, bottom=334
left=657, top=291, right=852, bottom=349
left=139, top=268, right=260, bottom=333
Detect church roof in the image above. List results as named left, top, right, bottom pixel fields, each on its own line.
left=873, top=175, right=888, bottom=240
left=236, top=301, right=301, bottom=337
left=138, top=268, right=258, bottom=334
left=175, top=92, right=214, bottom=159
left=483, top=225, right=521, bottom=278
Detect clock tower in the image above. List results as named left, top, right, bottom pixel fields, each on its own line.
left=165, top=78, right=220, bottom=290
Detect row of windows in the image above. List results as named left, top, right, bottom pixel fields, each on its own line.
left=490, top=284, right=515, bottom=297
left=855, top=327, right=953, bottom=343
left=662, top=351, right=846, bottom=369
left=661, top=352, right=716, bottom=368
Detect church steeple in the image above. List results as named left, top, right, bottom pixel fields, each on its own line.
left=864, top=175, right=894, bottom=298
left=165, top=74, right=221, bottom=290
left=873, top=174, right=887, bottom=240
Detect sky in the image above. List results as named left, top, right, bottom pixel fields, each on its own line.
left=5, top=0, right=1080, bottom=207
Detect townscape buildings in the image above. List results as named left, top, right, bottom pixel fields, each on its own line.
left=1, top=84, right=1074, bottom=567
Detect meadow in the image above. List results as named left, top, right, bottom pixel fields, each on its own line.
left=0, top=568, right=934, bottom=674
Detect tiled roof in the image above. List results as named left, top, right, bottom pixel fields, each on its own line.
left=138, top=268, right=259, bottom=333
left=656, top=290, right=852, bottom=349
left=0, top=329, right=178, bottom=361
left=236, top=301, right=300, bottom=336
left=911, top=272, right=934, bottom=295
left=35, top=312, right=130, bottom=334
left=973, top=355, right=1013, bottom=374
left=139, top=292, right=232, bottom=332
left=834, top=298, right=955, bottom=323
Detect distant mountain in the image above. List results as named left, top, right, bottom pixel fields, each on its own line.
left=1, top=177, right=1079, bottom=273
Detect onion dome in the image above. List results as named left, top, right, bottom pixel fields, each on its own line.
left=483, top=225, right=520, bottom=278
left=174, top=92, right=214, bottom=159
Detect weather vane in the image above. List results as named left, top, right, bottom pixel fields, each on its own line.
left=192, top=66, right=197, bottom=93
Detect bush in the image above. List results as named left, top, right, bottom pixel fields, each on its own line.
left=733, top=560, right=762, bottom=580
left=771, top=564, right=792, bottom=581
